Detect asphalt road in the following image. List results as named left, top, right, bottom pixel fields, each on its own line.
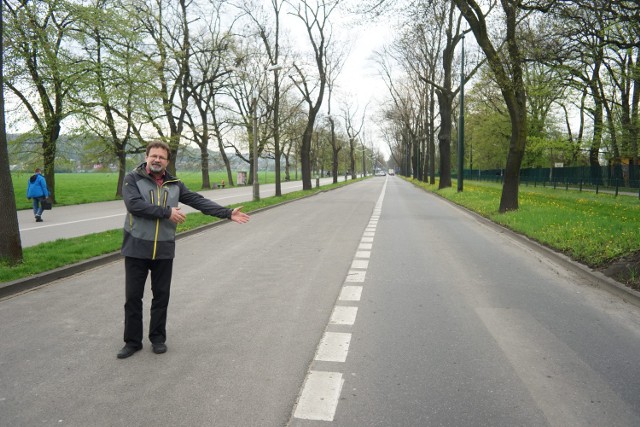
left=2, top=176, right=640, bottom=426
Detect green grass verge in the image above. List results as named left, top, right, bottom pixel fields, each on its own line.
left=407, top=178, right=640, bottom=268
left=0, top=178, right=361, bottom=283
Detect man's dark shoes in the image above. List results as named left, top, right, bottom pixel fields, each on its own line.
left=152, top=343, right=167, bottom=354
left=117, top=345, right=142, bottom=359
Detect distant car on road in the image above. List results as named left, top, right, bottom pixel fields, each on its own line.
left=388, top=169, right=395, bottom=176
left=375, top=170, right=386, bottom=176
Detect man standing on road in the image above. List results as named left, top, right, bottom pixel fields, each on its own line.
left=26, top=168, right=49, bottom=222
left=117, top=140, right=250, bottom=359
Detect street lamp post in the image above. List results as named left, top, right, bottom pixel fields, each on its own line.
left=457, top=32, right=466, bottom=192
left=252, top=88, right=260, bottom=201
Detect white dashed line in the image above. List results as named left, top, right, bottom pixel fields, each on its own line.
left=351, top=259, right=369, bottom=269
left=293, top=371, right=345, bottom=421
left=330, top=306, right=358, bottom=325
left=339, top=286, right=363, bottom=301
left=345, top=270, right=366, bottom=282
left=316, top=332, right=352, bottom=362
left=293, top=178, right=387, bottom=422
left=355, top=251, right=370, bottom=258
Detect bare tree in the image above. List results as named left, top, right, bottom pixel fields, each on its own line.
left=325, top=43, right=347, bottom=183
left=374, top=47, right=422, bottom=178
left=184, top=6, right=234, bottom=189
left=245, top=0, right=288, bottom=195
left=341, top=102, right=366, bottom=179
left=287, top=0, right=340, bottom=190
left=132, top=0, right=194, bottom=174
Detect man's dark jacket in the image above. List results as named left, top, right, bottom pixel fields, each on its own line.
left=121, top=163, right=232, bottom=260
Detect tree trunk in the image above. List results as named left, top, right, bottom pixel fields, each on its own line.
left=499, top=113, right=527, bottom=212
left=43, top=124, right=60, bottom=203
left=116, top=145, right=126, bottom=198
left=0, top=160, right=22, bottom=264
left=301, top=122, right=313, bottom=189
left=437, top=90, right=453, bottom=189
left=589, top=83, right=604, bottom=185
left=0, top=1, right=21, bottom=262
left=429, top=85, right=436, bottom=184
left=349, top=138, right=356, bottom=180
left=200, top=146, right=211, bottom=189
left=0, top=83, right=22, bottom=263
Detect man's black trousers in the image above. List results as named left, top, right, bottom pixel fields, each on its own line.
left=123, top=257, right=174, bottom=347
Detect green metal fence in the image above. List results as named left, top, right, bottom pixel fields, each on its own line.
left=462, top=165, right=640, bottom=198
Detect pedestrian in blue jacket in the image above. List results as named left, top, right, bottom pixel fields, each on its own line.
left=117, top=140, right=250, bottom=359
left=26, top=168, right=49, bottom=222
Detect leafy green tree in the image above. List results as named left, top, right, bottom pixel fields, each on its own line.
left=452, top=0, right=531, bottom=212
left=70, top=0, right=150, bottom=196
left=465, top=76, right=511, bottom=170
left=286, top=0, right=339, bottom=190
left=3, top=0, right=80, bottom=201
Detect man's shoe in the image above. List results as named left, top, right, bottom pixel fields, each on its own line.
left=35, top=216, right=43, bottom=222
left=152, top=343, right=167, bottom=354
left=117, top=345, right=142, bottom=359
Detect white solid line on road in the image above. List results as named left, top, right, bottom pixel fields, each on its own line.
left=345, top=270, right=366, bottom=282
left=339, top=286, right=363, bottom=302
left=19, top=213, right=125, bottom=232
left=330, top=306, right=358, bottom=325
left=315, top=332, right=352, bottom=363
left=293, top=371, right=345, bottom=421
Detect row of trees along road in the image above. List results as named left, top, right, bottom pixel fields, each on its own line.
left=369, top=0, right=638, bottom=213
left=2, top=0, right=638, bottom=264
left=0, top=0, right=382, bottom=265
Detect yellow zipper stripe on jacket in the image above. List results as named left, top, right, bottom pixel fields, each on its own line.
left=151, top=187, right=160, bottom=260
left=151, top=179, right=178, bottom=260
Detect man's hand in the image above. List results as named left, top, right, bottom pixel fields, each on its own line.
left=230, top=207, right=250, bottom=224
left=169, top=207, right=186, bottom=224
